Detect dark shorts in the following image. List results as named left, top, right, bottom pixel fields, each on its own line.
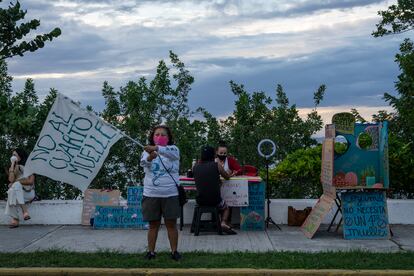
left=141, top=196, right=181, bottom=222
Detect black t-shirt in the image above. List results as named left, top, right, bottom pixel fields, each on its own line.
left=193, top=161, right=221, bottom=206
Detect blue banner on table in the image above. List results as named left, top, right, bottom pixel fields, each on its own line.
left=93, top=206, right=148, bottom=229
left=342, top=191, right=390, bottom=239
left=240, top=181, right=265, bottom=231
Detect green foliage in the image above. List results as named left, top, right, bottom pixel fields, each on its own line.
left=373, top=1, right=414, bottom=197
left=372, top=0, right=414, bottom=37
left=223, top=82, right=326, bottom=168
left=268, top=145, right=323, bottom=199
left=0, top=0, right=61, bottom=60
left=1, top=250, right=414, bottom=269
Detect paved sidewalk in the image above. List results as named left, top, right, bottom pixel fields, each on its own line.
left=0, top=225, right=413, bottom=253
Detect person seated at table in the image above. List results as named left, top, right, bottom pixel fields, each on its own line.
left=193, top=145, right=236, bottom=234
left=215, top=141, right=242, bottom=177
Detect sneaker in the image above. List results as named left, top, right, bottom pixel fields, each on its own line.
left=171, top=251, right=182, bottom=261
left=144, top=251, right=156, bottom=260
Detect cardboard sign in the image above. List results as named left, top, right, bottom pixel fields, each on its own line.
left=301, top=194, right=335, bottom=238
left=321, top=138, right=336, bottom=199
left=332, top=112, right=355, bottom=135
left=127, top=186, right=143, bottom=207
left=93, top=206, right=148, bottom=229
left=342, top=191, right=390, bottom=240
left=221, top=179, right=249, bottom=207
left=240, top=181, right=265, bottom=231
left=325, top=124, right=336, bottom=139
left=81, top=189, right=120, bottom=225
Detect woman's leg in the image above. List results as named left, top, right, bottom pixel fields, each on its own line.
left=221, top=207, right=231, bottom=228
left=164, top=219, right=178, bottom=252
left=147, top=220, right=161, bottom=253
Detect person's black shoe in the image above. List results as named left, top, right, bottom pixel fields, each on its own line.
left=144, top=251, right=156, bottom=260
left=171, top=251, right=182, bottom=261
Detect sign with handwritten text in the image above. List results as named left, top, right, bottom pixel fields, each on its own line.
left=321, top=138, right=336, bottom=199
left=24, top=94, right=122, bottom=192
left=342, top=191, right=390, bottom=240
left=127, top=186, right=143, bottom=207
left=93, top=206, right=147, bottom=229
left=221, top=179, right=249, bottom=206
left=240, top=181, right=265, bottom=231
left=301, top=195, right=335, bottom=238
left=332, top=112, right=355, bottom=135
left=81, top=189, right=120, bottom=225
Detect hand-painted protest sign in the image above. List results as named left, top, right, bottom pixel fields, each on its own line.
left=221, top=179, right=249, bottom=207
left=241, top=181, right=265, bottom=231
left=332, top=112, right=355, bottom=135
left=93, top=206, right=148, bottom=229
left=325, top=124, right=336, bottom=139
left=24, top=94, right=122, bottom=191
left=321, top=138, right=336, bottom=199
left=127, top=186, right=144, bottom=207
left=81, top=189, right=120, bottom=225
left=301, top=194, right=335, bottom=238
left=342, top=191, right=390, bottom=240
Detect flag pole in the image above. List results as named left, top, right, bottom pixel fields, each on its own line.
left=121, top=132, right=144, bottom=149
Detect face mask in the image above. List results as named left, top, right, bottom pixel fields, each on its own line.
left=10, top=156, right=18, bottom=163
left=217, top=154, right=227, bottom=161
left=154, top=136, right=169, bottom=146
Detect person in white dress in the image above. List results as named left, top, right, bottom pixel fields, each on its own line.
left=5, top=148, right=35, bottom=228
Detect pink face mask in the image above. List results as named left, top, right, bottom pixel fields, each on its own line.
left=154, top=136, right=169, bottom=146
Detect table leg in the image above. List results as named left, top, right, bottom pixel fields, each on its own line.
left=327, top=193, right=342, bottom=232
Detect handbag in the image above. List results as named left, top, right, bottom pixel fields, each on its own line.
left=156, top=154, right=188, bottom=207
left=176, top=184, right=188, bottom=207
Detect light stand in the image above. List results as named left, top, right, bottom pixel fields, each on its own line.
left=258, top=139, right=281, bottom=231
left=264, top=157, right=281, bottom=230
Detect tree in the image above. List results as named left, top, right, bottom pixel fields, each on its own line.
left=372, top=0, right=414, bottom=37
left=268, top=145, right=323, bottom=199
left=373, top=0, right=414, bottom=196
left=222, top=81, right=326, bottom=169
left=0, top=0, right=61, bottom=60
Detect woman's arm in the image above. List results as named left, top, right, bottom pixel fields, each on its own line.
left=218, top=163, right=231, bottom=180
left=157, top=145, right=180, bottom=161
left=8, top=162, right=18, bottom=183
left=19, top=175, right=35, bottom=186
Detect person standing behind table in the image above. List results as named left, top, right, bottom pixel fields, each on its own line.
left=140, top=125, right=182, bottom=261
left=215, top=141, right=242, bottom=177
left=193, top=145, right=237, bottom=234
left=5, top=148, right=35, bottom=228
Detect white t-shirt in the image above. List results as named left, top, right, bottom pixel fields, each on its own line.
left=140, top=145, right=180, bottom=197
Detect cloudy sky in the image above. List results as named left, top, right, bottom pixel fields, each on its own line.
left=6, top=0, right=412, bottom=132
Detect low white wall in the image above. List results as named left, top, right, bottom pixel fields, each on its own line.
left=1, top=199, right=413, bottom=225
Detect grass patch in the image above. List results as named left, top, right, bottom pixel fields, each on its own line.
left=0, top=250, right=413, bottom=269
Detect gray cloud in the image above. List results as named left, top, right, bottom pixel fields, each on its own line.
left=5, top=0, right=405, bottom=118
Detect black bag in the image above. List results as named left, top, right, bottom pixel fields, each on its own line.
left=176, top=184, right=188, bottom=207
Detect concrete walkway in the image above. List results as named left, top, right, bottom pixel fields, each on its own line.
left=0, top=225, right=413, bottom=253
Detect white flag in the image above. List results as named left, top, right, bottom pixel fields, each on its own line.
left=24, top=94, right=123, bottom=192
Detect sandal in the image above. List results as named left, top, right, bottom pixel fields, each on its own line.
left=9, top=219, right=19, bottom=228
left=23, top=212, right=31, bottom=221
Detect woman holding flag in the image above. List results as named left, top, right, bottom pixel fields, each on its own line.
left=140, top=125, right=182, bottom=261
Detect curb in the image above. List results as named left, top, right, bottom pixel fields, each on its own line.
left=0, top=268, right=414, bottom=276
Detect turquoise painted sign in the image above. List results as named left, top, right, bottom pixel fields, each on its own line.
left=240, top=181, right=265, bottom=231
left=93, top=186, right=147, bottom=229
left=127, top=186, right=143, bottom=207
left=342, top=191, right=390, bottom=240
left=93, top=206, right=148, bottom=229
left=333, top=123, right=388, bottom=187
